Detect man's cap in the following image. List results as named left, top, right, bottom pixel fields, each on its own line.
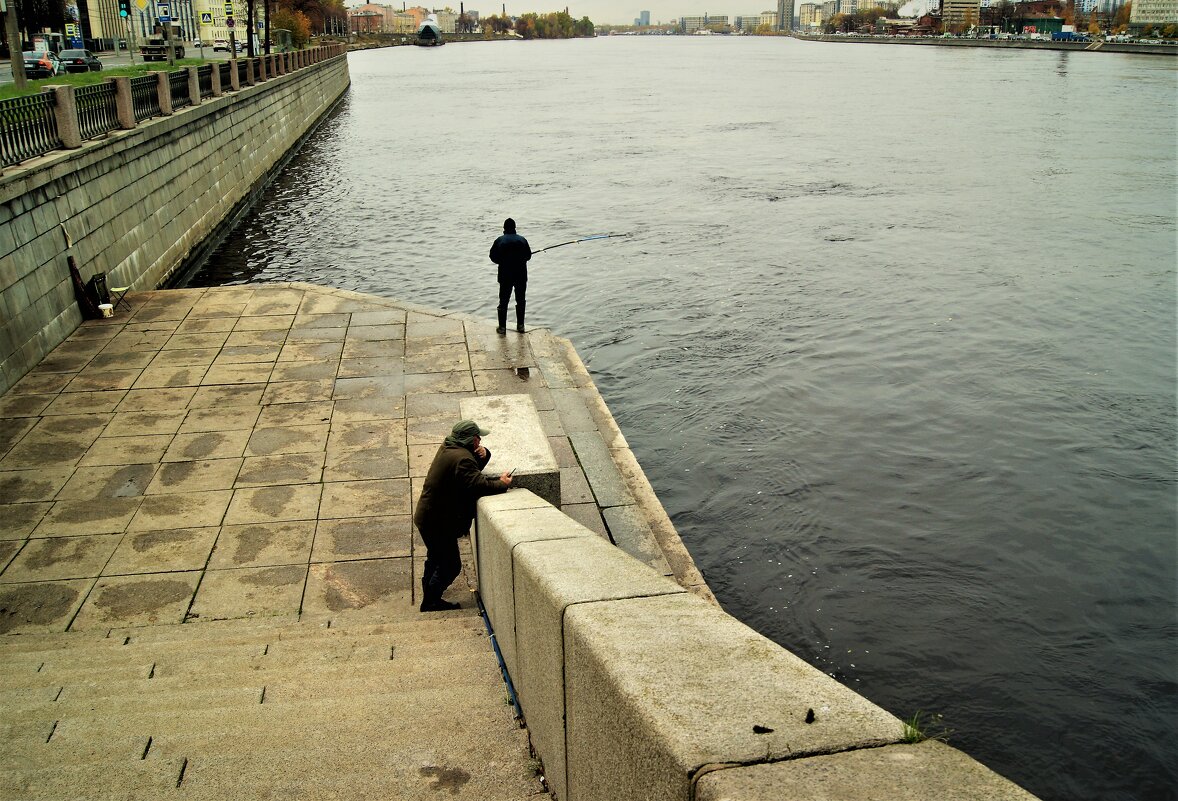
left=452, top=420, right=490, bottom=439
left=504, top=218, right=516, bottom=233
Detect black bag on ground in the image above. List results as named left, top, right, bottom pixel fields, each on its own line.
left=86, top=272, right=111, bottom=307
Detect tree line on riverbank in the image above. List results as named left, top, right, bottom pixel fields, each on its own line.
left=481, top=10, right=594, bottom=39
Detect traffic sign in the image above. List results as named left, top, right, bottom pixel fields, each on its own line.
left=157, top=2, right=170, bottom=20
left=201, top=11, right=212, bottom=22
left=226, top=17, right=235, bottom=27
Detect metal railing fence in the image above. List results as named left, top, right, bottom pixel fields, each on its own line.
left=169, top=70, right=192, bottom=110
left=0, top=44, right=346, bottom=169
left=198, top=64, right=215, bottom=98
left=75, top=83, right=119, bottom=141
left=0, top=93, right=61, bottom=168
left=131, top=74, right=161, bottom=122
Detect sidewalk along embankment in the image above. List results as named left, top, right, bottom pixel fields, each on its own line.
left=0, top=46, right=350, bottom=396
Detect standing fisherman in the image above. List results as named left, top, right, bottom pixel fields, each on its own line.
left=489, top=217, right=531, bottom=334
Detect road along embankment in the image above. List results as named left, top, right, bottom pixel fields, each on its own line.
left=0, top=48, right=350, bottom=395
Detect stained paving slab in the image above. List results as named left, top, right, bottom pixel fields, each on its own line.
left=0, top=282, right=707, bottom=799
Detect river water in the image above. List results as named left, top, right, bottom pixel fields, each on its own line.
left=186, top=37, right=1177, bottom=801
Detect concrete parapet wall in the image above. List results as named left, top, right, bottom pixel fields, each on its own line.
left=476, top=489, right=1042, bottom=801
left=0, top=51, right=350, bottom=395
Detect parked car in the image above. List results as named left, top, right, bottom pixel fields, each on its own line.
left=21, top=50, right=64, bottom=78
left=58, top=49, right=102, bottom=73
left=213, top=39, right=230, bottom=51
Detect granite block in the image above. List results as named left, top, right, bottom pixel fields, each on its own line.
left=695, top=741, right=1041, bottom=801
left=473, top=493, right=591, bottom=683
left=564, top=593, right=904, bottom=801
left=512, top=535, right=686, bottom=801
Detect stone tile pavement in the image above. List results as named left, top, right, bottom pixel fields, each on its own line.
left=0, top=281, right=713, bottom=799
left=0, top=282, right=699, bottom=634
left=0, top=281, right=711, bottom=799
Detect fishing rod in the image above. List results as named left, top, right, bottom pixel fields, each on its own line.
left=531, top=233, right=630, bottom=255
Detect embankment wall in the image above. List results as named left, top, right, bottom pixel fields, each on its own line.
left=0, top=52, right=350, bottom=395
left=795, top=32, right=1178, bottom=55
left=476, top=489, right=1042, bottom=801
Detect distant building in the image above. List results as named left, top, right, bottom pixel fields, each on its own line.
left=799, top=2, right=823, bottom=25
left=777, top=0, right=795, bottom=28
left=838, top=0, right=859, bottom=13
left=391, top=11, right=418, bottom=32
left=822, top=0, right=838, bottom=21
left=349, top=4, right=387, bottom=32
left=680, top=13, right=730, bottom=31
left=941, top=0, right=981, bottom=28
left=1130, top=0, right=1178, bottom=25
left=641, top=9, right=651, bottom=24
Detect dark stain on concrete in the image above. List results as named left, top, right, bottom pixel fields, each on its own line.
left=250, top=428, right=309, bottom=455
left=0, top=475, right=56, bottom=501
left=24, top=538, right=100, bottom=570
left=0, top=540, right=20, bottom=569
left=0, top=396, right=52, bottom=417
left=182, top=433, right=225, bottom=460
left=322, top=561, right=400, bottom=611
left=92, top=579, right=193, bottom=618
left=0, top=583, right=80, bottom=634
left=419, top=765, right=471, bottom=795
left=155, top=462, right=196, bottom=487
left=13, top=439, right=88, bottom=465
left=238, top=456, right=318, bottom=485
left=102, top=464, right=156, bottom=497
left=36, top=416, right=106, bottom=438
left=0, top=422, right=35, bottom=454
left=232, top=526, right=276, bottom=564
left=329, top=520, right=392, bottom=556
left=131, top=528, right=201, bottom=553
left=240, top=566, right=303, bottom=588
left=248, top=486, right=296, bottom=516
left=49, top=500, right=135, bottom=525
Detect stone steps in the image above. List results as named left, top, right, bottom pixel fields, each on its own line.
left=2, top=682, right=522, bottom=782
left=1, top=636, right=495, bottom=694
left=0, top=608, right=480, bottom=656
left=1, top=622, right=492, bottom=686
left=4, top=647, right=502, bottom=718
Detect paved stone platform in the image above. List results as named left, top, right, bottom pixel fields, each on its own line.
left=0, top=281, right=708, bottom=799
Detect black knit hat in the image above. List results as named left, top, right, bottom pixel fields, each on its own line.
left=504, top=218, right=516, bottom=233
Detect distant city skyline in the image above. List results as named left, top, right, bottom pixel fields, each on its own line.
left=558, top=1, right=782, bottom=24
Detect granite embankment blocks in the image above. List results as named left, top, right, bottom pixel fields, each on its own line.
left=695, top=740, right=1041, bottom=801
left=0, top=282, right=1040, bottom=799
left=476, top=489, right=1043, bottom=801
left=461, top=393, right=560, bottom=506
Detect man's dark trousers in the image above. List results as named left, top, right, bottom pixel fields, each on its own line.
left=419, top=527, right=462, bottom=606
left=498, top=271, right=526, bottom=330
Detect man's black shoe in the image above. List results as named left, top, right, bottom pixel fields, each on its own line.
left=516, top=324, right=525, bottom=333
left=496, top=327, right=506, bottom=335
left=420, top=599, right=461, bottom=612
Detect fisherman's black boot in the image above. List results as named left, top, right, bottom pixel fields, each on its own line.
left=516, top=303, right=525, bottom=333
left=496, top=307, right=507, bottom=335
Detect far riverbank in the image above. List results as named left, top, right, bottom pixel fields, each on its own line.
left=793, top=31, right=1177, bottom=55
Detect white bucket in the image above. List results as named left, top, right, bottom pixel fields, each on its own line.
left=98, top=303, right=114, bottom=318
